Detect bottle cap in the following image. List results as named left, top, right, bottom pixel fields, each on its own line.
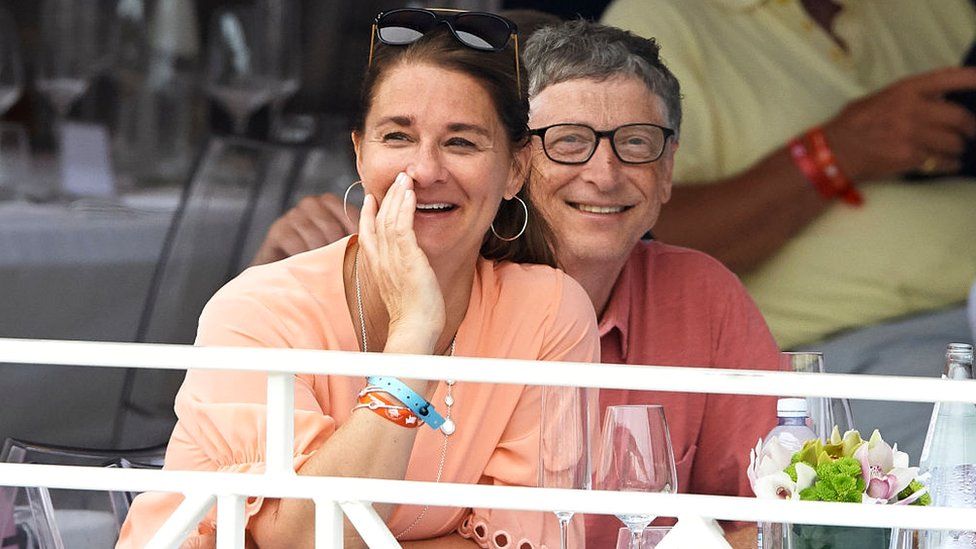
left=946, top=342, right=974, bottom=357
left=945, top=343, right=974, bottom=379
left=777, top=398, right=808, bottom=417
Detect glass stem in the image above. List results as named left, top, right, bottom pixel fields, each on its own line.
left=50, top=109, right=68, bottom=202
left=629, top=525, right=645, bottom=549
left=557, top=512, right=572, bottom=549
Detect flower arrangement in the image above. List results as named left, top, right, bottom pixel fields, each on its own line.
left=748, top=427, right=930, bottom=506
left=748, top=428, right=930, bottom=548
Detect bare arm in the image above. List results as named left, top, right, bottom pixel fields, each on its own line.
left=656, top=67, right=976, bottom=274
left=655, top=146, right=827, bottom=274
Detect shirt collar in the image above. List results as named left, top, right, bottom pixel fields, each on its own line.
left=597, top=248, right=638, bottom=360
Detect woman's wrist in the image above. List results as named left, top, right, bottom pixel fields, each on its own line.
left=386, top=319, right=440, bottom=353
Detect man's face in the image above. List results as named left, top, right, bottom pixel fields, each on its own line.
left=528, top=76, right=677, bottom=269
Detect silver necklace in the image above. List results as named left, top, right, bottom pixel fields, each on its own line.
left=353, top=251, right=455, bottom=539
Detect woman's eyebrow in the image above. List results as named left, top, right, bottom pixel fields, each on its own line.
left=375, top=115, right=414, bottom=127
left=447, top=123, right=491, bottom=138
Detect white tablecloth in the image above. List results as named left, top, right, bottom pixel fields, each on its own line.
left=0, top=192, right=186, bottom=449
left=0, top=193, right=178, bottom=342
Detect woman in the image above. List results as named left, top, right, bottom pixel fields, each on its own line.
left=116, top=9, right=599, bottom=549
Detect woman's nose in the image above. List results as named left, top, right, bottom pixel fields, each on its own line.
left=404, top=143, right=448, bottom=187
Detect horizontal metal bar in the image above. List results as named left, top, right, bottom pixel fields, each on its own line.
left=0, top=338, right=973, bottom=403
left=0, top=463, right=972, bottom=532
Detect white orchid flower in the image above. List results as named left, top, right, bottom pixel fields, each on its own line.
left=748, top=436, right=795, bottom=492
left=755, top=472, right=800, bottom=500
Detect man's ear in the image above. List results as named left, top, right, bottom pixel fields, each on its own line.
left=505, top=144, right=532, bottom=199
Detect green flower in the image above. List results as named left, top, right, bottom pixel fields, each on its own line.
left=786, top=463, right=798, bottom=482
left=800, top=457, right=866, bottom=503
left=897, top=479, right=932, bottom=506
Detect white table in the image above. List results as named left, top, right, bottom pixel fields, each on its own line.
left=0, top=192, right=186, bottom=449
left=0, top=193, right=178, bottom=342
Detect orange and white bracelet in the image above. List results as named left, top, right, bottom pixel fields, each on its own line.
left=355, top=388, right=424, bottom=429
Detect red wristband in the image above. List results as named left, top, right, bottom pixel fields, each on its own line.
left=806, top=128, right=863, bottom=206
left=789, top=137, right=837, bottom=200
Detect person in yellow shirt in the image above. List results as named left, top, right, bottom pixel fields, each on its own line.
left=601, top=0, right=976, bottom=458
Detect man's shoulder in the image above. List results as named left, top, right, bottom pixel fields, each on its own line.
left=630, top=240, right=742, bottom=288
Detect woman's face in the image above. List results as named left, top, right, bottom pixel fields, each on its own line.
left=353, top=62, right=526, bottom=261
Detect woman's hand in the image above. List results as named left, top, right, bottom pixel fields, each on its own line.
left=358, top=172, right=445, bottom=355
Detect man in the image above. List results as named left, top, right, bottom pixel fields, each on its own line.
left=252, top=20, right=780, bottom=548
left=601, top=0, right=976, bottom=458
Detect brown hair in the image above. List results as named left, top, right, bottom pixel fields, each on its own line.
left=355, top=27, right=557, bottom=268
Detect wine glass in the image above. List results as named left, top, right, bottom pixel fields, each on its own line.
left=0, top=123, right=30, bottom=200
left=259, top=0, right=303, bottom=140
left=35, top=0, right=107, bottom=120
left=539, top=386, right=591, bottom=549
left=595, top=405, right=677, bottom=549
left=780, top=352, right=856, bottom=441
left=206, top=6, right=279, bottom=136
left=0, top=6, right=24, bottom=117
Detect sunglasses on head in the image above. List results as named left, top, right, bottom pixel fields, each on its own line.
left=368, top=8, right=521, bottom=96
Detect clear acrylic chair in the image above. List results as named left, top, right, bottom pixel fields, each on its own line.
left=0, top=438, right=165, bottom=549
left=109, top=135, right=302, bottom=449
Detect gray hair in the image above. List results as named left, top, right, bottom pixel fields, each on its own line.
left=522, top=20, right=682, bottom=135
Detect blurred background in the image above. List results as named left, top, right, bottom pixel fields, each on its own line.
left=0, top=0, right=612, bottom=453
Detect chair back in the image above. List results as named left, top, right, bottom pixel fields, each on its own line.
left=136, top=135, right=298, bottom=345
left=109, top=136, right=301, bottom=447
left=0, top=438, right=165, bottom=549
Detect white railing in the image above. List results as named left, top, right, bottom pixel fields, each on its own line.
left=1, top=338, right=975, bottom=548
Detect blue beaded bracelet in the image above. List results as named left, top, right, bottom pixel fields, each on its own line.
left=366, top=376, right=446, bottom=431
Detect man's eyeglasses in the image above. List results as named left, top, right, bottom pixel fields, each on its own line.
left=529, top=123, right=676, bottom=165
left=368, top=8, right=521, bottom=95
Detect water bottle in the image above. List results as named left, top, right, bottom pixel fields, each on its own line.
left=919, top=343, right=976, bottom=549
left=758, top=398, right=819, bottom=549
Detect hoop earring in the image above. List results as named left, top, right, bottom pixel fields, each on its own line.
left=343, top=180, right=363, bottom=224
left=490, top=196, right=528, bottom=242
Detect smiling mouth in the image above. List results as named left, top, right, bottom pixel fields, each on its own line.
left=416, top=203, right=457, bottom=212
left=568, top=202, right=631, bottom=214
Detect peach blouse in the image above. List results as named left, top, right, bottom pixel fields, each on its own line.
left=116, top=236, right=600, bottom=549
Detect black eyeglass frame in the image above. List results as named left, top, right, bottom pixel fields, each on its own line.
left=529, top=123, right=676, bottom=165
left=368, top=8, right=521, bottom=95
